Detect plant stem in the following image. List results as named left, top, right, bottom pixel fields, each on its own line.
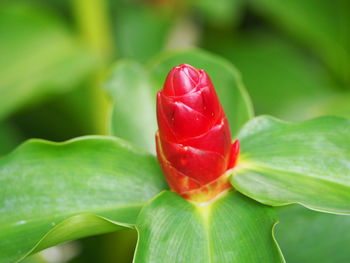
left=71, top=0, right=114, bottom=134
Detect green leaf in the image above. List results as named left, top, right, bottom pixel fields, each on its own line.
left=134, top=191, right=284, bottom=263
left=0, top=3, right=99, bottom=121
left=249, top=0, right=350, bottom=84
left=231, top=116, right=350, bottom=214
left=0, top=136, right=167, bottom=262
left=105, top=61, right=157, bottom=153
left=276, top=205, right=350, bottom=263
left=105, top=49, right=253, bottom=153
left=203, top=31, right=331, bottom=119
left=21, top=254, right=48, bottom=263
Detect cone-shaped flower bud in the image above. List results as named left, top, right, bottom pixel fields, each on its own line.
left=156, top=64, right=240, bottom=202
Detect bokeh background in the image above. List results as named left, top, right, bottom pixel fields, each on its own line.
left=1, top=0, right=349, bottom=262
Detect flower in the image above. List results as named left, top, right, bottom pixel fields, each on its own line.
left=155, top=64, right=239, bottom=202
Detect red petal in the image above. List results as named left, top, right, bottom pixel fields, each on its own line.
left=160, top=137, right=227, bottom=185
left=182, top=119, right=231, bottom=156
left=160, top=93, right=211, bottom=139
left=198, top=71, right=223, bottom=123
left=227, top=139, right=240, bottom=170
left=156, top=92, right=177, bottom=142
left=163, top=64, right=200, bottom=97
left=156, top=132, right=200, bottom=193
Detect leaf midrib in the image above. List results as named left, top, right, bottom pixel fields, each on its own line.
left=196, top=204, right=213, bottom=263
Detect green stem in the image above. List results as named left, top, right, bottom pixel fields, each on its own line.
left=71, top=0, right=114, bottom=134
left=72, top=0, right=114, bottom=60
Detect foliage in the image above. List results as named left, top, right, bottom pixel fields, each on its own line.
left=0, top=0, right=349, bottom=262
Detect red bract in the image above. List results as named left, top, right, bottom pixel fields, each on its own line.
left=155, top=64, right=240, bottom=202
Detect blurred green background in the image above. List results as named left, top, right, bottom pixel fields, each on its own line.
left=1, top=0, right=349, bottom=262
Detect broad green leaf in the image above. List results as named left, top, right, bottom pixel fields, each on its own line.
left=0, top=3, right=99, bottom=121
left=20, top=214, right=124, bottom=263
left=276, top=205, right=350, bottom=263
left=105, top=49, right=253, bottom=153
left=249, top=0, right=350, bottom=84
left=0, top=136, right=167, bottom=262
left=21, top=254, right=48, bottom=263
left=134, top=191, right=284, bottom=263
left=203, top=31, right=331, bottom=119
left=231, top=116, right=350, bottom=214
left=105, top=61, right=157, bottom=153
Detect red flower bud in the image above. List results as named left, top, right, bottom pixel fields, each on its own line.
left=156, top=64, right=240, bottom=202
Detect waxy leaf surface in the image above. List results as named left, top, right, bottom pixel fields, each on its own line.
left=231, top=116, right=350, bottom=214
left=105, top=61, right=157, bottom=153
left=134, top=191, right=284, bottom=263
left=276, top=205, right=350, bottom=263
left=0, top=136, right=167, bottom=262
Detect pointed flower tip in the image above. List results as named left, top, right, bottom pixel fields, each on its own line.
left=163, top=64, right=201, bottom=97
